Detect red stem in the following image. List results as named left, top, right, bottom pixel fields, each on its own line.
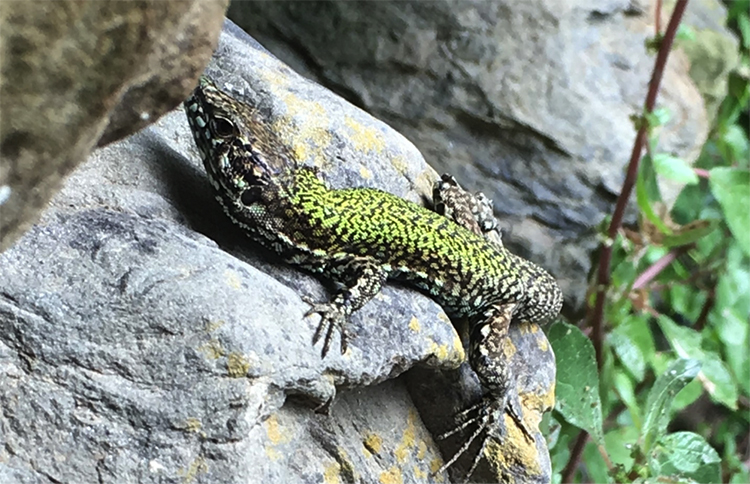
left=694, top=168, right=711, bottom=178
left=589, top=0, right=689, bottom=367
left=632, top=244, right=692, bottom=290
left=561, top=431, right=589, bottom=483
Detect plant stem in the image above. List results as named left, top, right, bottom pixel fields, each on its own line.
left=589, top=0, right=689, bottom=367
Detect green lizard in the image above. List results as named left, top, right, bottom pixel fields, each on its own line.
left=184, top=76, right=563, bottom=481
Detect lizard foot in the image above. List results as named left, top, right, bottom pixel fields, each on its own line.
left=433, top=394, right=535, bottom=483
left=302, top=296, right=351, bottom=358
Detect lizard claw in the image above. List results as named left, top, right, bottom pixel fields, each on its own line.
left=433, top=396, right=498, bottom=483
left=302, top=296, right=349, bottom=357
left=505, top=391, right=535, bottom=444
left=433, top=394, right=536, bottom=483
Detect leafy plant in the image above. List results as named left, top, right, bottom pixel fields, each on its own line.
left=547, top=1, right=750, bottom=482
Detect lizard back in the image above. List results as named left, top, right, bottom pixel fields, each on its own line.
left=184, top=77, right=562, bottom=325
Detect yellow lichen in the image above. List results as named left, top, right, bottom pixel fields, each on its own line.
left=323, top=461, right=341, bottom=484
left=390, top=156, right=409, bottom=176
left=394, top=410, right=418, bottom=463
left=364, top=433, right=383, bottom=455
left=180, top=418, right=202, bottom=433
left=264, top=446, right=282, bottom=461
left=429, top=457, right=444, bottom=475
left=428, top=341, right=449, bottom=362
left=204, top=320, right=225, bottom=333
left=264, top=415, right=287, bottom=444
left=198, top=339, right=225, bottom=360
left=345, top=116, right=385, bottom=153
left=226, top=352, right=250, bottom=378
left=180, top=457, right=208, bottom=483
left=416, top=440, right=427, bottom=460
left=379, top=466, right=403, bottom=484
left=413, top=463, right=428, bottom=480
left=223, top=269, right=242, bottom=290
left=501, top=336, right=517, bottom=359
left=359, top=164, right=374, bottom=180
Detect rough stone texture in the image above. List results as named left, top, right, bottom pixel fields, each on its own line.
left=227, top=0, right=734, bottom=311
left=1, top=23, right=555, bottom=484
left=676, top=0, right=740, bottom=120
left=0, top=0, right=229, bottom=252
left=408, top=320, right=556, bottom=483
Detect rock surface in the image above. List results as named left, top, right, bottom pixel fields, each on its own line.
left=2, top=22, right=555, bottom=484
left=0, top=0, right=228, bottom=252
left=228, top=0, right=734, bottom=310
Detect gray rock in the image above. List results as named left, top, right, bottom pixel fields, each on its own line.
left=228, top=0, right=732, bottom=310
left=0, top=0, right=228, bottom=252
left=0, top=22, right=492, bottom=484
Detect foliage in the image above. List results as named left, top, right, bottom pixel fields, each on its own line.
left=547, top=2, right=750, bottom=482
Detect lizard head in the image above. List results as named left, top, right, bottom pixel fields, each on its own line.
left=183, top=76, right=290, bottom=202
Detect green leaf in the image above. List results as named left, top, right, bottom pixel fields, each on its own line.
left=611, top=250, right=637, bottom=289
left=641, top=359, right=701, bottom=452
left=675, top=24, right=696, bottom=42
left=609, top=315, right=654, bottom=382
left=656, top=315, right=702, bottom=358
left=714, top=307, right=750, bottom=395
left=613, top=371, right=641, bottom=428
left=648, top=432, right=721, bottom=483
left=715, top=244, right=750, bottom=316
left=667, top=284, right=707, bottom=321
left=646, top=107, right=671, bottom=128
left=604, top=426, right=639, bottom=470
left=671, top=181, right=709, bottom=223
left=725, top=429, right=750, bottom=483
left=657, top=315, right=740, bottom=409
left=652, top=153, right=699, bottom=185
left=720, top=125, right=750, bottom=164
left=700, top=355, right=739, bottom=410
left=550, top=427, right=572, bottom=480
left=548, top=321, right=604, bottom=445
left=658, top=315, right=738, bottom=410
left=583, top=440, right=612, bottom=483
left=637, top=155, right=672, bottom=234
left=661, top=220, right=718, bottom=248
left=709, top=167, right=750, bottom=257
left=672, top=377, right=703, bottom=412
left=640, top=152, right=663, bottom=201
left=734, top=7, right=750, bottom=49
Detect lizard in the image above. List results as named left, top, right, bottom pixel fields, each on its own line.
left=183, top=76, right=563, bottom=482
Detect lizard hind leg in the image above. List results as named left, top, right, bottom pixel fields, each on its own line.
left=433, top=173, right=503, bottom=246
left=469, top=302, right=536, bottom=440
left=433, top=391, right=536, bottom=483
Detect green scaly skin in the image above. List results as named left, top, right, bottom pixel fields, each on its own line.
left=184, top=77, right=563, bottom=481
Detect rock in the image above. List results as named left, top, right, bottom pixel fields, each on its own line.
left=227, top=0, right=732, bottom=310
left=2, top=22, right=526, bottom=484
left=0, top=0, right=228, bottom=252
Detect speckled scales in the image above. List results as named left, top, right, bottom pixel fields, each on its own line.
left=184, top=76, right=564, bottom=482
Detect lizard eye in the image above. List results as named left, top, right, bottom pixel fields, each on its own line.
left=212, top=117, right=235, bottom=137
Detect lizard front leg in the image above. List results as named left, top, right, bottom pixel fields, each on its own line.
left=303, top=253, right=387, bottom=357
